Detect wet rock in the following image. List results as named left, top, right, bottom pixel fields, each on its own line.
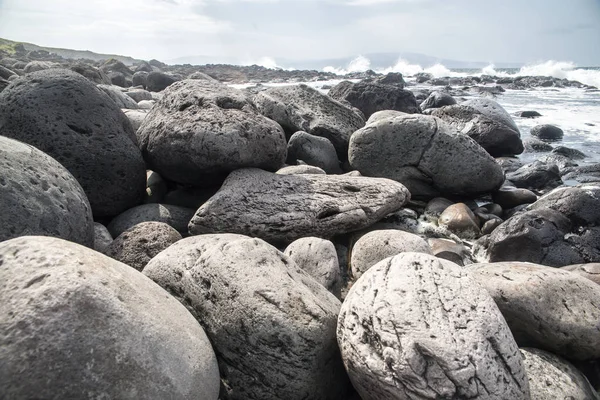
left=188, top=168, right=409, bottom=244
left=423, top=197, right=454, bottom=220
left=0, top=135, right=94, bottom=246
left=523, top=137, right=553, bottom=153
left=561, top=263, right=600, bottom=285
left=106, top=221, right=181, bottom=271
left=438, top=203, right=481, bottom=239
left=530, top=124, right=564, bottom=141
left=506, top=161, right=562, bottom=191
left=419, top=91, right=457, bottom=111
left=516, top=111, right=542, bottom=118
left=0, top=69, right=146, bottom=218
left=286, top=131, right=342, bottom=174
left=138, top=79, right=287, bottom=186
left=481, top=218, right=503, bottom=235
left=468, top=262, right=600, bottom=360
left=144, top=234, right=349, bottom=400
left=496, top=157, right=524, bottom=174
left=0, top=236, right=220, bottom=400
left=284, top=237, right=342, bottom=297
left=349, top=114, right=504, bottom=199
left=492, top=187, right=537, bottom=209
left=108, top=203, right=196, bottom=238
left=338, top=252, right=530, bottom=400
left=528, top=185, right=600, bottom=227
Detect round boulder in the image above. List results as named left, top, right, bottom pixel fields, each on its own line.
left=286, top=131, right=342, bottom=174
left=438, top=203, right=481, bottom=239
left=419, top=91, right=457, bottom=111
left=146, top=71, right=178, bottom=92
left=0, top=68, right=146, bottom=218
left=530, top=124, right=564, bottom=141
left=0, top=135, right=94, bottom=246
left=338, top=252, right=530, bottom=400
left=0, top=236, right=220, bottom=400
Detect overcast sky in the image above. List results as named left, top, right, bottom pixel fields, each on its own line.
left=1, top=0, right=599, bottom=66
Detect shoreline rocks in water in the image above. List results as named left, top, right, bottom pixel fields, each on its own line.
left=2, top=50, right=600, bottom=399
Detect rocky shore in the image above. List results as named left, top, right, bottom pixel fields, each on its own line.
left=1, top=49, right=600, bottom=400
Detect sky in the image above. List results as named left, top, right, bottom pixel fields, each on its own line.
left=0, top=0, right=599, bottom=66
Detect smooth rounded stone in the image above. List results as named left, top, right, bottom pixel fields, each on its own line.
left=506, top=161, right=562, bottom=191
left=419, top=91, right=457, bottom=111
left=254, top=84, right=365, bottom=159
left=350, top=229, right=432, bottom=279
left=523, top=137, right=553, bottom=153
left=365, top=110, right=407, bottom=125
left=106, top=221, right=181, bottom=271
left=97, top=84, right=139, bottom=109
left=496, top=157, right=524, bottom=174
left=349, top=114, right=505, bottom=199
left=562, top=263, right=600, bottom=285
left=481, top=218, right=503, bottom=235
left=145, top=169, right=168, bottom=203
left=328, top=79, right=419, bottom=119
left=137, top=99, right=155, bottom=109
left=276, top=165, right=326, bottom=175
left=0, top=236, right=220, bottom=400
left=132, top=70, right=148, bottom=88
left=93, top=222, right=113, bottom=254
left=286, top=130, right=342, bottom=174
left=530, top=124, right=564, bottom=141
left=552, top=145, right=586, bottom=160
left=0, top=135, right=94, bottom=246
left=23, top=60, right=59, bottom=73
left=108, top=203, right=196, bottom=238
left=284, top=237, right=342, bottom=297
left=125, top=88, right=153, bottom=102
left=428, top=238, right=473, bottom=266
left=338, top=252, right=530, bottom=400
left=146, top=71, right=178, bottom=92
left=430, top=99, right=523, bottom=157
left=516, top=110, right=542, bottom=118
left=423, top=197, right=454, bottom=220
left=438, top=203, right=481, bottom=239
left=467, top=262, right=600, bottom=360
left=521, top=348, right=600, bottom=400
left=189, top=168, right=409, bottom=243
left=122, top=108, right=149, bottom=132
left=138, top=79, right=287, bottom=186
left=528, top=186, right=600, bottom=227
left=0, top=69, right=146, bottom=218
left=144, top=235, right=349, bottom=400
left=492, top=187, right=537, bottom=209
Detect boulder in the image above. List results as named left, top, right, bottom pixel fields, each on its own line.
left=530, top=124, right=564, bottom=141
left=365, top=110, right=406, bottom=124
left=286, top=131, right=342, bottom=174
left=69, top=63, right=111, bottom=85
left=428, top=238, right=473, bottom=266
left=328, top=78, right=419, bottom=119
left=419, top=91, right=457, bottom=111
left=188, top=168, right=409, bottom=244
left=146, top=71, right=178, bottom=92
left=138, top=79, right=287, bottom=186
left=0, top=135, right=94, bottom=246
left=122, top=109, right=149, bottom=133
left=0, top=64, right=17, bottom=80
left=0, top=236, right=220, bottom=400
left=521, top=348, right=599, bottom=400
left=438, top=203, right=481, bottom=239
left=506, top=161, right=562, bottom=191
left=552, top=145, right=586, bottom=160
left=108, top=203, right=196, bottom=238
left=145, top=169, right=168, bottom=204
left=423, top=197, right=454, bottom=220
left=523, top=137, right=553, bottom=153
left=350, top=229, right=432, bottom=279
left=97, top=84, right=139, bottom=109
left=284, top=237, right=342, bottom=297
left=254, top=84, right=365, bottom=159
left=430, top=98, right=523, bottom=156
left=562, top=263, right=600, bottom=285
left=516, top=110, right=542, bottom=118
left=468, top=262, right=600, bottom=360
left=23, top=60, right=59, bottom=73
left=348, top=114, right=505, bottom=199
left=100, top=59, right=133, bottom=87
left=132, top=70, right=148, bottom=88
left=492, top=187, right=537, bottom=209
left=528, top=185, right=600, bottom=227
left=0, top=69, right=146, bottom=218
left=93, top=222, right=113, bottom=254
left=125, top=88, right=153, bottom=102
left=338, top=252, right=530, bottom=400
left=144, top=234, right=349, bottom=400
left=106, top=221, right=182, bottom=271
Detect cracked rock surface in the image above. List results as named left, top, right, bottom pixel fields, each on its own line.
left=143, top=234, right=349, bottom=400
left=0, top=135, right=94, bottom=246
left=138, top=79, right=287, bottom=186
left=520, top=348, right=600, bottom=400
left=468, top=262, right=600, bottom=361
left=337, top=252, right=529, bottom=400
left=0, top=236, right=220, bottom=400
left=348, top=114, right=504, bottom=199
left=188, top=168, right=410, bottom=244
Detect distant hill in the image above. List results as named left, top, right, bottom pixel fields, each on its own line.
left=0, top=37, right=140, bottom=65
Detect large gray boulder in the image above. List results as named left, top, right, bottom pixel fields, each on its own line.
left=146, top=71, right=178, bottom=92
left=350, top=229, right=432, bottom=279
left=108, top=203, right=196, bottom=238
left=468, top=262, right=600, bottom=360
left=521, top=348, right=600, bottom=400
left=0, top=135, right=94, bottom=246
left=138, top=79, right=287, bottom=186
left=430, top=98, right=523, bottom=156
left=328, top=78, right=419, bottom=119
left=188, top=168, right=410, bottom=244
left=0, top=69, right=146, bottom=218
left=349, top=114, right=505, bottom=199
left=0, top=236, right=220, bottom=400
left=144, top=234, right=349, bottom=400
left=419, top=91, right=456, bottom=111
left=528, top=185, right=600, bottom=227
left=254, top=84, right=365, bottom=159
left=286, top=130, right=342, bottom=174
left=338, top=252, right=530, bottom=400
